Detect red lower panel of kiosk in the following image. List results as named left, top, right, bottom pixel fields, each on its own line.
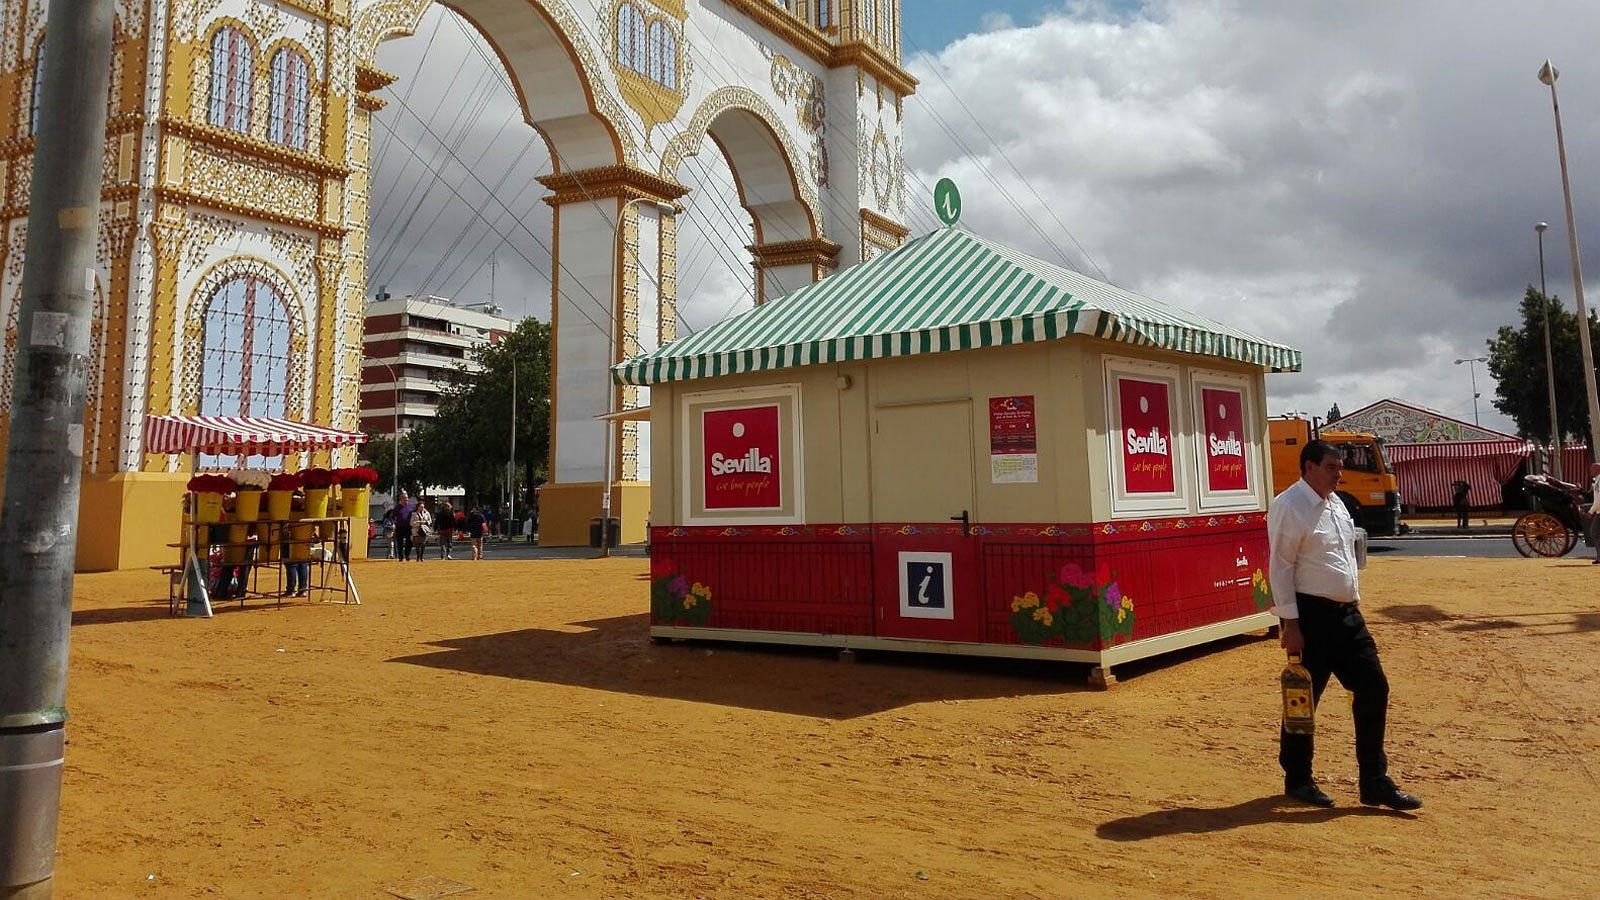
left=650, top=513, right=1271, bottom=649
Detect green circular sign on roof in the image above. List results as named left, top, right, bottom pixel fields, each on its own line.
left=934, top=178, right=962, bottom=226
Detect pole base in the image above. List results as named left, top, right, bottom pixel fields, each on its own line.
left=0, top=726, right=64, bottom=893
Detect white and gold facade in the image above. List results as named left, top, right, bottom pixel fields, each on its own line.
left=0, top=0, right=912, bottom=566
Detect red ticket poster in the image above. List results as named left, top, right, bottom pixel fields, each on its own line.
left=1118, top=378, right=1175, bottom=494
left=989, top=395, right=1039, bottom=484
left=703, top=405, right=782, bottom=510
left=1202, top=388, right=1248, bottom=491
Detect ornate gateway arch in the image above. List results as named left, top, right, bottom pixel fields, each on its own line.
left=0, top=0, right=912, bottom=564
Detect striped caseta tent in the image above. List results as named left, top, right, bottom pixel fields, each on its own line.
left=144, top=415, right=367, bottom=457
left=616, top=225, right=1301, bottom=386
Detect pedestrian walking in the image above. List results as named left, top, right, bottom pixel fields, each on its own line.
left=1450, top=479, right=1471, bottom=531
left=410, top=498, right=434, bottom=562
left=1587, top=463, right=1600, bottom=565
left=437, top=501, right=456, bottom=559
left=1268, top=439, right=1422, bottom=810
left=394, top=492, right=415, bottom=561
left=465, top=506, right=486, bottom=560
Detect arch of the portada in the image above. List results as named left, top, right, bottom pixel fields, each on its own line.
left=0, top=0, right=914, bottom=566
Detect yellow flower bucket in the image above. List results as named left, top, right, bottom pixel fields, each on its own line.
left=193, top=492, right=225, bottom=524
left=223, top=524, right=249, bottom=565
left=303, top=488, right=330, bottom=519
left=234, top=489, right=263, bottom=522
left=289, top=523, right=315, bottom=561
left=338, top=485, right=370, bottom=518
left=266, top=490, right=293, bottom=521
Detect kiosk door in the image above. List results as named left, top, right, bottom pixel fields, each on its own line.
left=870, top=400, right=982, bottom=643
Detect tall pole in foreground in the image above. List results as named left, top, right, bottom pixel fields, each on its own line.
left=1536, top=222, right=1563, bottom=479
left=1540, top=60, right=1600, bottom=461
left=509, top=362, right=517, bottom=531
left=0, top=4, right=116, bottom=897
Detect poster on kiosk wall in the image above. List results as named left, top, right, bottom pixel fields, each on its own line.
left=1201, top=387, right=1249, bottom=492
left=702, top=405, right=783, bottom=511
left=1118, top=377, right=1176, bottom=494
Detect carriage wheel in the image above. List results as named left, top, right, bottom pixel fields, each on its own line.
left=1512, top=512, right=1572, bottom=558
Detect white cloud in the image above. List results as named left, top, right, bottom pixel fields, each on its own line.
left=905, top=0, right=1600, bottom=434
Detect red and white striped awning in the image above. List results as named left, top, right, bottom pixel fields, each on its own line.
left=1387, top=440, right=1533, bottom=507
left=143, top=415, right=366, bottom=456
left=1386, top=439, right=1534, bottom=463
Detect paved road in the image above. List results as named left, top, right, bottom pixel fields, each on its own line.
left=1371, top=536, right=1527, bottom=559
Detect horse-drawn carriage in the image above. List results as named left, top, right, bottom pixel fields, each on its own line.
left=1512, top=474, right=1594, bottom=557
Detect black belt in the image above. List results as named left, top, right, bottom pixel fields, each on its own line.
left=1296, top=592, right=1356, bottom=607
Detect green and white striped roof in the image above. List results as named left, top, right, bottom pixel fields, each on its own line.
left=615, top=226, right=1301, bottom=385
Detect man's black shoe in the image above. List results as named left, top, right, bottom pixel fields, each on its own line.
left=1285, top=783, right=1336, bottom=807
left=1359, top=776, right=1423, bottom=811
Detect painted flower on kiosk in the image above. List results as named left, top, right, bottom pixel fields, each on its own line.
left=1009, top=561, right=1136, bottom=647
left=651, top=567, right=713, bottom=627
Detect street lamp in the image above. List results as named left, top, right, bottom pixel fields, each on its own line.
left=1536, top=221, right=1563, bottom=478
left=601, top=196, right=676, bottom=558
left=372, top=359, right=402, bottom=556
left=1454, top=356, right=1488, bottom=425
left=1538, top=60, right=1600, bottom=461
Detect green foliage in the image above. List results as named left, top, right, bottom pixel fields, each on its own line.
left=1486, top=287, right=1600, bottom=442
left=378, top=318, right=552, bottom=504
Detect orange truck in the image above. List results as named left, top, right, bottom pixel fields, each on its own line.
left=1268, top=415, right=1404, bottom=536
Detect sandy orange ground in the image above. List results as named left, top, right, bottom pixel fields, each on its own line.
left=48, top=555, right=1600, bottom=898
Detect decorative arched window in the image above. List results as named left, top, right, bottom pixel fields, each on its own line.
left=615, top=4, right=647, bottom=75
left=268, top=48, right=311, bottom=150
left=30, top=36, right=46, bottom=136
left=862, top=0, right=878, bottom=41
left=208, top=26, right=254, bottom=133
left=647, top=21, right=677, bottom=90
left=815, top=1, right=832, bottom=30
left=200, top=275, right=292, bottom=467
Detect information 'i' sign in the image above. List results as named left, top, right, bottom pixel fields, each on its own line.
left=934, top=178, right=962, bottom=226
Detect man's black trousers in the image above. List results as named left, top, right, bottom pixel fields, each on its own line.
left=1280, top=593, right=1390, bottom=788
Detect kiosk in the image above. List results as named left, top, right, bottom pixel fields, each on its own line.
left=618, top=226, right=1301, bottom=685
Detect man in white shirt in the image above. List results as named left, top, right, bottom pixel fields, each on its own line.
left=1268, top=439, right=1422, bottom=811
left=1587, top=463, right=1600, bottom=565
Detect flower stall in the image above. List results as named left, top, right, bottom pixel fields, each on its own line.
left=143, top=415, right=370, bottom=617
left=618, top=226, right=1300, bottom=686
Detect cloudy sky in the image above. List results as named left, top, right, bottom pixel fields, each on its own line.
left=370, top=0, right=1600, bottom=436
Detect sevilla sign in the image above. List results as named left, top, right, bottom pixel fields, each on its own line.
left=703, top=405, right=782, bottom=510
left=1119, top=378, right=1175, bottom=494
left=1202, top=388, right=1248, bottom=491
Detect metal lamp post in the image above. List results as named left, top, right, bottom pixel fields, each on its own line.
left=601, top=197, right=676, bottom=558
left=373, top=360, right=402, bottom=556
left=1539, top=60, right=1600, bottom=459
left=1536, top=222, right=1563, bottom=478
left=1454, top=356, right=1488, bottom=425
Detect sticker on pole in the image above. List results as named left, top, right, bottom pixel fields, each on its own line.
left=934, top=178, right=962, bottom=226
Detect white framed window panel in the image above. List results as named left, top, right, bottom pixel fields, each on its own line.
left=1103, top=356, right=1192, bottom=518
left=1188, top=367, right=1262, bottom=512
left=679, top=383, right=805, bottom=526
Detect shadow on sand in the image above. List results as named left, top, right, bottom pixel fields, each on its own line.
left=1375, top=603, right=1600, bottom=636
left=1097, top=795, right=1412, bottom=841
left=388, top=615, right=1272, bottom=719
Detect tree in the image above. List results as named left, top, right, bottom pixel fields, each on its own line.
left=1326, top=403, right=1342, bottom=424
left=408, top=318, right=552, bottom=510
left=359, top=432, right=427, bottom=497
left=1485, top=286, right=1600, bottom=442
